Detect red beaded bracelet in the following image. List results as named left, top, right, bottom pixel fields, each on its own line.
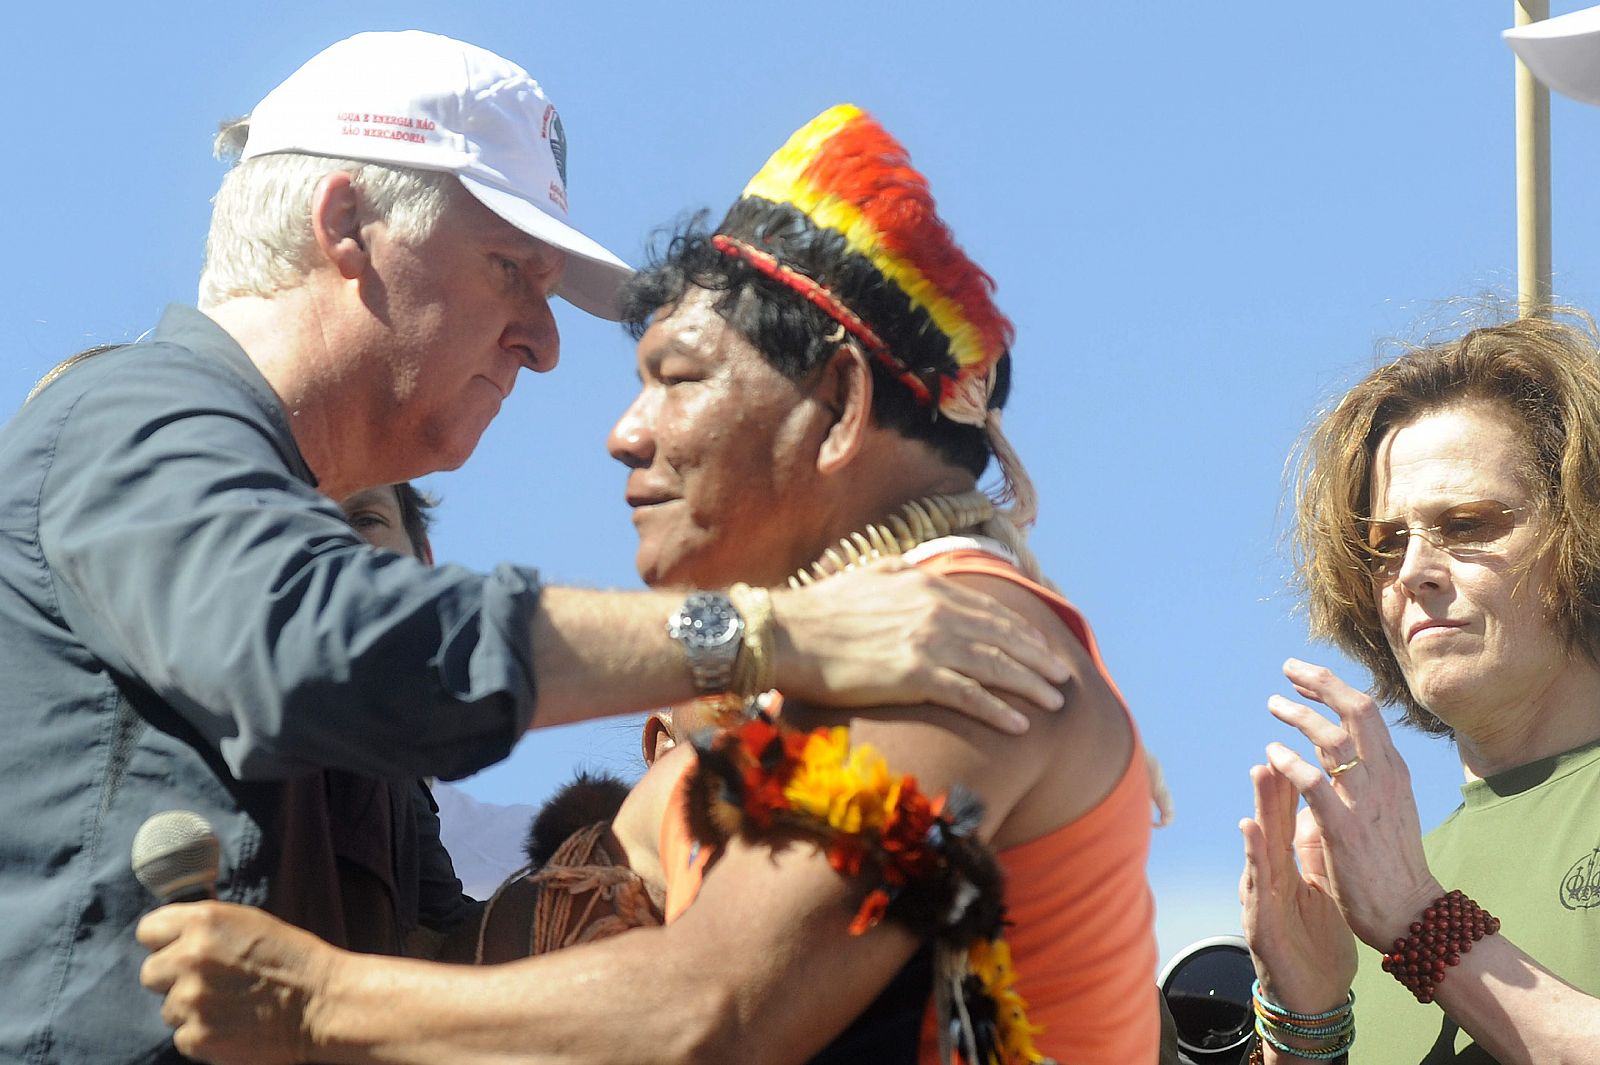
left=1379, top=889, right=1501, bottom=1003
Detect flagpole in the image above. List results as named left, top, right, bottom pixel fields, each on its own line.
left=1514, top=0, right=1552, bottom=316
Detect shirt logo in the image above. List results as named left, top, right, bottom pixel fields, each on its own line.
left=1560, top=847, right=1600, bottom=910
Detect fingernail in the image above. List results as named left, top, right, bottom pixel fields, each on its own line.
left=1009, top=710, right=1031, bottom=733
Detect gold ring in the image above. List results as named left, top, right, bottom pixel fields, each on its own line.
left=1328, top=757, right=1361, bottom=777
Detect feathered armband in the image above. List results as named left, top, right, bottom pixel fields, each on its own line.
left=687, top=713, right=1056, bottom=1065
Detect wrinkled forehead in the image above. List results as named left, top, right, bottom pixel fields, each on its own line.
left=645, top=287, right=721, bottom=341
left=636, top=287, right=759, bottom=366
left=451, top=192, right=566, bottom=259
left=340, top=485, right=403, bottom=517
left=1367, top=401, right=1535, bottom=516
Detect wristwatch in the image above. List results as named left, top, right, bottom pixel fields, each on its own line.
left=667, top=591, right=745, bottom=694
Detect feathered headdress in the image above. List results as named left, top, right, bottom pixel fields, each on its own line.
left=712, top=104, right=1037, bottom=529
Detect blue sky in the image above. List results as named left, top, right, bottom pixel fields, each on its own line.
left=7, top=2, right=1600, bottom=963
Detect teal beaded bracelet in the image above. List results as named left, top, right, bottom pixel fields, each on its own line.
left=1254, top=1016, right=1356, bottom=1061
left=1249, top=979, right=1355, bottom=1062
left=1251, top=980, right=1355, bottom=1023
left=1263, top=1011, right=1355, bottom=1041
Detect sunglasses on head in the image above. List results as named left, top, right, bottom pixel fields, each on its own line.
left=1360, top=499, right=1525, bottom=577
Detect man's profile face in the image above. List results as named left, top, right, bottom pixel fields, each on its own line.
left=607, top=287, right=830, bottom=590
left=342, top=485, right=425, bottom=561
left=357, top=189, right=566, bottom=479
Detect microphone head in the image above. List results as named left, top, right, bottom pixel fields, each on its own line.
left=131, top=811, right=219, bottom=903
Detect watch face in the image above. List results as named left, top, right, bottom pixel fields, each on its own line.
left=672, top=592, right=742, bottom=649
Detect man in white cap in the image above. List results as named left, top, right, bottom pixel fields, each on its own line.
left=0, top=31, right=1071, bottom=1063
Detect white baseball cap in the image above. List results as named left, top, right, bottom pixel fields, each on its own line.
left=241, top=30, right=632, bottom=320
left=1504, top=5, right=1600, bottom=107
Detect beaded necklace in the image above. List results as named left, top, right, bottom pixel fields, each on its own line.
left=788, top=490, right=995, bottom=588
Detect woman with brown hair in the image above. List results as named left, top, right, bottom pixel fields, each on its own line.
left=1242, top=313, right=1600, bottom=1063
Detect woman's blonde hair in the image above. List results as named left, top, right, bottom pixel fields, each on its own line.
left=1294, top=310, right=1600, bottom=732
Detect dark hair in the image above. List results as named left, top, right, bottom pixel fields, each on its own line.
left=393, top=482, right=438, bottom=561
left=619, top=211, right=1009, bottom=477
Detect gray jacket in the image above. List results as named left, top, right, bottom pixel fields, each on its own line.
left=0, top=306, right=541, bottom=1063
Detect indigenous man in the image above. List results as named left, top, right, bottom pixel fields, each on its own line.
left=596, top=104, right=1162, bottom=1065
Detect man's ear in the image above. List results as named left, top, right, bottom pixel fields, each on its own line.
left=815, top=343, right=875, bottom=475
left=641, top=711, right=675, bottom=766
left=310, top=171, right=368, bottom=280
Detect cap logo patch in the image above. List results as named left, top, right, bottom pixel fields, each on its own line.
left=541, top=104, right=569, bottom=188
left=551, top=113, right=568, bottom=187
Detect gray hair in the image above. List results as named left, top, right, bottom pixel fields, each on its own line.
left=197, top=117, right=461, bottom=308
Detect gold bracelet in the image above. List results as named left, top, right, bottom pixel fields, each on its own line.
left=728, top=583, right=774, bottom=696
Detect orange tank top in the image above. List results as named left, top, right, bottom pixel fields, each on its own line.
left=660, top=547, right=1159, bottom=1064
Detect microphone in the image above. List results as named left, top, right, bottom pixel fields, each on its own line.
left=132, top=811, right=220, bottom=904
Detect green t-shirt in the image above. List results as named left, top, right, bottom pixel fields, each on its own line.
left=1350, top=738, right=1600, bottom=1063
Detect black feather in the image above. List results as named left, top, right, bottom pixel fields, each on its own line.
left=522, top=770, right=631, bottom=868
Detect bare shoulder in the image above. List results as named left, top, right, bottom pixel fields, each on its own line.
left=773, top=568, right=1123, bottom=845
left=909, top=568, right=1137, bottom=848
left=941, top=570, right=1085, bottom=667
